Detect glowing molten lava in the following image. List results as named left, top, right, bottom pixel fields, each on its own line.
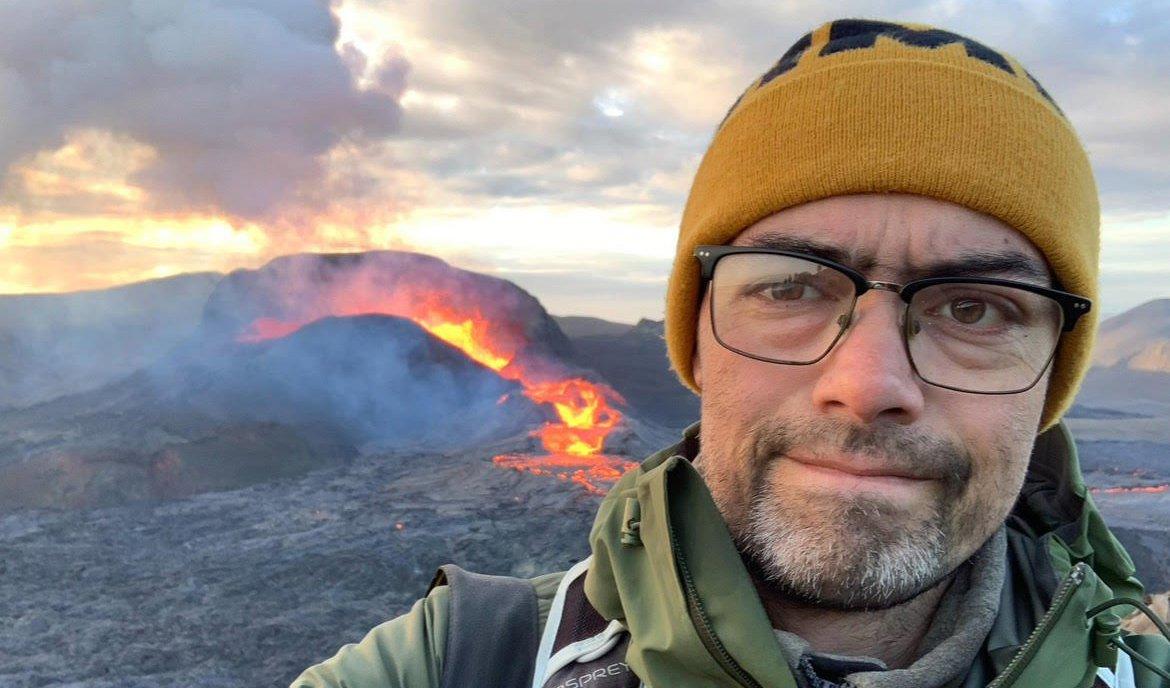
left=492, top=453, right=639, bottom=496
left=524, top=379, right=622, bottom=457
left=1090, top=484, right=1170, bottom=495
left=240, top=318, right=305, bottom=342
left=237, top=288, right=631, bottom=492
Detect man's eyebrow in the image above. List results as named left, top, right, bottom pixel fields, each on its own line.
left=737, top=233, right=874, bottom=270
left=738, top=232, right=1051, bottom=284
left=910, top=251, right=1052, bottom=284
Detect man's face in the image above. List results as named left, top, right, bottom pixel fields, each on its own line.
left=692, top=193, right=1051, bottom=610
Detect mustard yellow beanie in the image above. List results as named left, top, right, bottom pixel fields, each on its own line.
left=666, top=18, right=1100, bottom=432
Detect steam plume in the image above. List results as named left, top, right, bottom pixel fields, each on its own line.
left=0, top=0, right=406, bottom=218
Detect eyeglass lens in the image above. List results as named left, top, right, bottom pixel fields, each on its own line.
left=709, top=253, right=1065, bottom=393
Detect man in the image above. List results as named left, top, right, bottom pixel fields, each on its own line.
left=294, top=19, right=1170, bottom=688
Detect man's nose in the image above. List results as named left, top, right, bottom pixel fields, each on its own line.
left=810, top=294, right=925, bottom=425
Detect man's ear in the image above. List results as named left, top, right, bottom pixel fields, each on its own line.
left=693, top=344, right=702, bottom=389
left=692, top=291, right=705, bottom=389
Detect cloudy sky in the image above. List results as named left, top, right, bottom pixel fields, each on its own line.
left=0, top=0, right=1166, bottom=322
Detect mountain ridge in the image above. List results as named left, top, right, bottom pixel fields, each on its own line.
left=1093, top=298, right=1170, bottom=373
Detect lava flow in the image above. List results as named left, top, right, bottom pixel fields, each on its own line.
left=1090, top=484, right=1170, bottom=495
left=237, top=288, right=635, bottom=494
left=492, top=452, right=636, bottom=497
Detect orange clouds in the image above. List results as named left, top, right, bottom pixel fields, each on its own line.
left=2, top=130, right=154, bottom=219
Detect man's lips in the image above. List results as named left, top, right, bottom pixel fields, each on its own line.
left=784, top=453, right=934, bottom=482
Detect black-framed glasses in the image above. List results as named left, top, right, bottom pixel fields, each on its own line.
left=694, top=246, right=1092, bottom=394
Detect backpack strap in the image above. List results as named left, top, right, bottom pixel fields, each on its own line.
left=429, top=564, right=540, bottom=688
left=531, top=557, right=640, bottom=688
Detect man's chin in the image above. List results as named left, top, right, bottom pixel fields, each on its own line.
left=741, top=546, right=952, bottom=611
left=738, top=494, right=953, bottom=610
left=745, top=548, right=954, bottom=612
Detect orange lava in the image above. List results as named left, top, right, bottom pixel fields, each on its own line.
left=238, top=317, right=304, bottom=343
left=238, top=290, right=625, bottom=462
left=411, top=297, right=514, bottom=372
left=493, top=453, right=639, bottom=496
left=1090, top=484, right=1170, bottom=495
left=524, top=379, right=623, bottom=457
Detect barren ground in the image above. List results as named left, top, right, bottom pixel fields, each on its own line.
left=0, top=446, right=597, bottom=688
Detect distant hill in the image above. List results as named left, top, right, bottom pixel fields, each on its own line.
left=554, top=315, right=635, bottom=339
left=1073, top=298, right=1170, bottom=422
left=0, top=273, right=222, bottom=407
left=1093, top=298, right=1170, bottom=373
left=1065, top=404, right=1150, bottom=420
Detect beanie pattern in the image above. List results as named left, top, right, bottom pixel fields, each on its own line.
left=666, top=18, right=1100, bottom=431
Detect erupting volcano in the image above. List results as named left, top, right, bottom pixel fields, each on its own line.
left=221, top=252, right=637, bottom=493
left=240, top=297, right=626, bottom=458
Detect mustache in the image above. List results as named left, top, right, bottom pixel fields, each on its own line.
left=747, top=418, right=973, bottom=494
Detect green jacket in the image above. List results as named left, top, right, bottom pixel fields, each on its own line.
left=292, top=422, right=1170, bottom=687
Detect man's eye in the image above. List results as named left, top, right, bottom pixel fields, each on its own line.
left=943, top=298, right=1001, bottom=326
left=759, top=281, right=820, bottom=301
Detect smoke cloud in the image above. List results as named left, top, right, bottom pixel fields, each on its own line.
left=0, top=0, right=407, bottom=218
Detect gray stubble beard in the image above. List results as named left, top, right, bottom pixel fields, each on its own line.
left=738, top=470, right=952, bottom=610
left=708, top=419, right=978, bottom=611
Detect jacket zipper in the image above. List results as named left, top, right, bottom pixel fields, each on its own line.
left=668, top=522, right=765, bottom=688
left=986, top=562, right=1088, bottom=688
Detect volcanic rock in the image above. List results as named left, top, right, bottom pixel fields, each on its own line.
left=0, top=251, right=685, bottom=512
left=159, top=314, right=539, bottom=447
left=2, top=260, right=1170, bottom=687
left=1066, top=404, right=1150, bottom=420
left=1075, top=367, right=1170, bottom=422
left=0, top=441, right=600, bottom=688
left=1095, top=489, right=1170, bottom=592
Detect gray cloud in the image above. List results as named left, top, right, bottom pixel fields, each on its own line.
left=359, top=0, right=726, bottom=208
left=368, top=0, right=1169, bottom=217
left=3, top=0, right=1167, bottom=318
left=2, top=1, right=1164, bottom=225
left=0, top=0, right=407, bottom=218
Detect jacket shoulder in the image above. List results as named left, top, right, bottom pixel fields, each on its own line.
left=290, top=585, right=450, bottom=688
left=290, top=570, right=566, bottom=688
